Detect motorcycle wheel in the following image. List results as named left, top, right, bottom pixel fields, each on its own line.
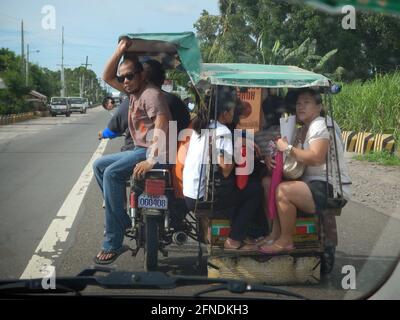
left=144, top=214, right=159, bottom=271
left=321, top=246, right=336, bottom=274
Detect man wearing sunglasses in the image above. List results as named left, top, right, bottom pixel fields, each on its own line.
left=98, top=59, right=190, bottom=152
left=93, top=38, right=172, bottom=264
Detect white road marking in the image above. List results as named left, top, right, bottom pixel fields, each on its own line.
left=20, top=138, right=109, bottom=279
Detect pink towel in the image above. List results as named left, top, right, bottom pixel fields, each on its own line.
left=267, top=151, right=283, bottom=220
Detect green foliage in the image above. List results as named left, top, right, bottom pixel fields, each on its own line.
left=257, top=36, right=339, bottom=73
left=0, top=48, right=30, bottom=114
left=354, top=151, right=400, bottom=166
left=193, top=10, right=220, bottom=63
left=28, top=64, right=60, bottom=98
left=0, top=48, right=104, bottom=114
left=166, top=69, right=190, bottom=88
left=194, top=0, right=400, bottom=80
left=193, top=2, right=257, bottom=63
left=332, top=72, right=400, bottom=143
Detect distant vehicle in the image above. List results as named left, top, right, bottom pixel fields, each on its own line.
left=111, top=92, right=122, bottom=107
left=68, top=97, right=88, bottom=114
left=82, top=98, right=90, bottom=110
left=50, top=97, right=71, bottom=117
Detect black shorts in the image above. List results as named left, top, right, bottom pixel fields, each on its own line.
left=305, top=180, right=333, bottom=213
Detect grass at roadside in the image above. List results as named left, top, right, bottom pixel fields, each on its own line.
left=353, top=150, right=400, bottom=166
left=332, top=72, right=400, bottom=144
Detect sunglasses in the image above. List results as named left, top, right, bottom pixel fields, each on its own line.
left=116, top=71, right=140, bottom=83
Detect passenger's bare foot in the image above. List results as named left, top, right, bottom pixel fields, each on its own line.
left=224, top=238, right=258, bottom=251
left=255, top=235, right=276, bottom=246
left=258, top=239, right=295, bottom=254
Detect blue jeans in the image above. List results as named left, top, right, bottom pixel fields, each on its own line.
left=93, top=146, right=147, bottom=251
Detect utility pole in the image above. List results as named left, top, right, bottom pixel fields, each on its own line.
left=26, top=44, right=40, bottom=86
left=21, top=20, right=25, bottom=80
left=89, top=78, right=94, bottom=102
left=25, top=44, right=29, bottom=86
left=80, top=56, right=92, bottom=97
left=60, top=26, right=65, bottom=97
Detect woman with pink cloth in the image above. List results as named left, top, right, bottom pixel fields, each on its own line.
left=258, top=88, right=350, bottom=254
left=256, top=139, right=285, bottom=249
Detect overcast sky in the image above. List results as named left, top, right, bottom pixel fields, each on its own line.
left=0, top=0, right=219, bottom=77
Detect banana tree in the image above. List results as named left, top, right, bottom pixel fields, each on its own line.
left=257, top=35, right=340, bottom=74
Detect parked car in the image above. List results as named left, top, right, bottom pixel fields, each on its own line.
left=68, top=97, right=87, bottom=114
left=49, top=97, right=71, bottom=117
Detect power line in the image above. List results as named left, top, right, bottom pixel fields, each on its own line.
left=0, top=12, right=20, bottom=22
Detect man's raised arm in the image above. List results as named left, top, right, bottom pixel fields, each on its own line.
left=102, top=38, right=132, bottom=92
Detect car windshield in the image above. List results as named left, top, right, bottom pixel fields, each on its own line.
left=51, top=98, right=67, bottom=105
left=0, top=0, right=399, bottom=303
left=68, top=98, right=83, bottom=104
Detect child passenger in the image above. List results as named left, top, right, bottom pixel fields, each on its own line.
left=183, top=87, right=263, bottom=251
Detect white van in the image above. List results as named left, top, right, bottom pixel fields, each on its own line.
left=50, top=97, right=71, bottom=117
left=68, top=97, right=87, bottom=114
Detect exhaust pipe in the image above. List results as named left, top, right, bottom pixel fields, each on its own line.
left=172, top=232, right=188, bottom=246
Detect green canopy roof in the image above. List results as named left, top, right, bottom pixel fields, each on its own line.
left=305, top=0, right=400, bottom=15
left=118, top=32, right=202, bottom=83
left=200, top=63, right=331, bottom=88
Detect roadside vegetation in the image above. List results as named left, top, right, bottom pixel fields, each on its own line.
left=193, top=1, right=400, bottom=161
left=354, top=150, right=400, bottom=166
left=332, top=72, right=400, bottom=145
left=0, top=48, right=105, bottom=115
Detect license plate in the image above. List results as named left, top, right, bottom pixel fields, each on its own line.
left=138, top=194, right=168, bottom=210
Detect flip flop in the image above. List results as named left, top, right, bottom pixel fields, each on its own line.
left=244, top=236, right=265, bottom=245
left=224, top=241, right=258, bottom=252
left=258, top=242, right=295, bottom=254
left=93, top=246, right=127, bottom=265
left=254, top=236, right=275, bottom=246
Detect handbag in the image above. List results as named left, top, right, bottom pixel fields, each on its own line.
left=283, top=151, right=306, bottom=180
left=283, top=127, right=306, bottom=180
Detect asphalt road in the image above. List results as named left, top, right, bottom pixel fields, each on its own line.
left=0, top=108, right=399, bottom=299
left=0, top=107, right=105, bottom=278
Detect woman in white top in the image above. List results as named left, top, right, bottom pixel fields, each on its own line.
left=259, top=88, right=351, bottom=254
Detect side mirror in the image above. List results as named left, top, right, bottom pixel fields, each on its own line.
left=330, top=84, right=342, bottom=94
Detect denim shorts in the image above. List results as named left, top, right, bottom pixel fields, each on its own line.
left=305, top=180, right=333, bottom=213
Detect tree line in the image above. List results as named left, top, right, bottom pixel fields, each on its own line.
left=194, top=0, right=400, bottom=81
left=0, top=48, right=106, bottom=115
